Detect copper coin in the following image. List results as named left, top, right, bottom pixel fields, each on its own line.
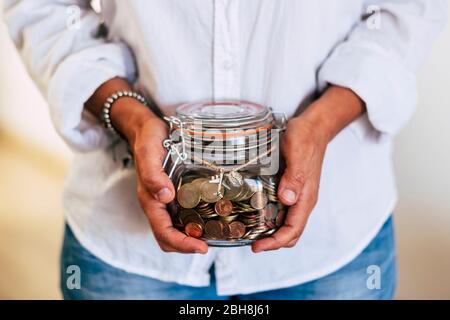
left=179, top=209, right=197, bottom=222
left=250, top=191, right=268, bottom=210
left=205, top=220, right=223, bottom=239
left=229, top=221, right=246, bottom=239
left=185, top=222, right=203, bottom=239
left=183, top=212, right=204, bottom=226
left=221, top=221, right=231, bottom=238
left=214, top=199, right=233, bottom=217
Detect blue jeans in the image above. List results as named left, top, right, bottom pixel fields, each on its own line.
left=60, top=217, right=396, bottom=300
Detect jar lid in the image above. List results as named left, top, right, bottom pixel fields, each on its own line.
left=177, top=101, right=269, bottom=122
left=170, top=100, right=286, bottom=167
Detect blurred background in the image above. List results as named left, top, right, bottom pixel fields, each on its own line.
left=0, top=4, right=449, bottom=300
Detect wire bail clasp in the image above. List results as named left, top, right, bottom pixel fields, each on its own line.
left=162, top=116, right=188, bottom=178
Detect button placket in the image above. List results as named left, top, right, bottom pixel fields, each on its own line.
left=211, top=0, right=241, bottom=295
left=213, top=0, right=241, bottom=101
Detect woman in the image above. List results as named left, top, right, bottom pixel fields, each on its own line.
left=3, top=0, right=446, bottom=299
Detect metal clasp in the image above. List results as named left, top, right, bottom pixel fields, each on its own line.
left=162, top=116, right=188, bottom=178
left=164, top=116, right=187, bottom=161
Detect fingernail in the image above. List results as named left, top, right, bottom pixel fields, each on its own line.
left=156, top=188, right=171, bottom=201
left=282, top=189, right=297, bottom=203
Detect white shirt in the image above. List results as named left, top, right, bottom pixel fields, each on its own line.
left=3, top=0, right=447, bottom=295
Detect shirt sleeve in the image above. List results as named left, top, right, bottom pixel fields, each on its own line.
left=318, top=0, right=448, bottom=140
left=2, top=0, right=137, bottom=151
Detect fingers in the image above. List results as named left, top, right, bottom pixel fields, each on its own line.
left=135, top=127, right=175, bottom=204
left=138, top=187, right=208, bottom=254
left=252, top=180, right=317, bottom=253
left=134, top=118, right=208, bottom=254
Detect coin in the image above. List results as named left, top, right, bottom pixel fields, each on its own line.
left=219, top=214, right=239, bottom=223
left=252, top=224, right=270, bottom=233
left=264, top=228, right=277, bottom=236
left=223, top=181, right=244, bottom=200
left=245, top=178, right=263, bottom=193
left=178, top=209, right=198, bottom=226
left=177, top=183, right=201, bottom=209
left=261, top=176, right=280, bottom=202
left=262, top=203, right=278, bottom=221
left=229, top=221, right=246, bottom=239
left=214, top=199, right=233, bottom=217
left=250, top=191, right=268, bottom=210
left=191, top=178, right=209, bottom=189
left=226, top=171, right=244, bottom=186
left=201, top=182, right=225, bottom=203
left=179, top=209, right=197, bottom=218
left=221, top=221, right=231, bottom=238
left=275, top=209, right=286, bottom=227
left=235, top=182, right=256, bottom=201
left=185, top=222, right=204, bottom=238
left=242, top=229, right=253, bottom=239
left=205, top=220, right=224, bottom=239
left=265, top=219, right=276, bottom=229
left=182, top=212, right=205, bottom=227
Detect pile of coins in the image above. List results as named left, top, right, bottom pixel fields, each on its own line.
left=173, top=173, right=286, bottom=243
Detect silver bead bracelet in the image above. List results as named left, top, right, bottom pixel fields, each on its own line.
left=102, top=90, right=147, bottom=136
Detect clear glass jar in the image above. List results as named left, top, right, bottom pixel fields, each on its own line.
left=163, top=101, right=287, bottom=247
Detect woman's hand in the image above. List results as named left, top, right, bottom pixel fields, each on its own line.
left=116, top=101, right=209, bottom=254
left=85, top=78, right=208, bottom=254
left=252, top=85, right=365, bottom=253
left=251, top=116, right=328, bottom=253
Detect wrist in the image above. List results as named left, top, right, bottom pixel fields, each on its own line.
left=289, top=115, right=331, bottom=148
left=110, top=97, right=156, bottom=144
left=84, top=78, right=158, bottom=143
left=297, top=102, right=337, bottom=144
left=296, top=86, right=365, bottom=143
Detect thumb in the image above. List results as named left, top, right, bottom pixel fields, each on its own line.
left=136, top=144, right=175, bottom=204
left=278, top=167, right=305, bottom=206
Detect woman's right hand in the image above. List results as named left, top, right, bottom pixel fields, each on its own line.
left=112, top=97, right=208, bottom=254
left=85, top=78, right=208, bottom=254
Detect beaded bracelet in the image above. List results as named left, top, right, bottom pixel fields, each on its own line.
left=102, top=90, right=147, bottom=136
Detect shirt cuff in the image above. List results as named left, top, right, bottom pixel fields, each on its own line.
left=47, top=42, right=137, bottom=152
left=318, top=43, right=418, bottom=142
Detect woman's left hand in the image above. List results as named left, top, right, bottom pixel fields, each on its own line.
left=252, top=86, right=365, bottom=253
left=252, top=115, right=329, bottom=252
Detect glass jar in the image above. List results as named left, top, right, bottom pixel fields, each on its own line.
left=163, top=101, right=287, bottom=247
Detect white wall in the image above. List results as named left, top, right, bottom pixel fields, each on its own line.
left=0, top=4, right=449, bottom=299
left=396, top=23, right=450, bottom=216
left=393, top=9, right=450, bottom=298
